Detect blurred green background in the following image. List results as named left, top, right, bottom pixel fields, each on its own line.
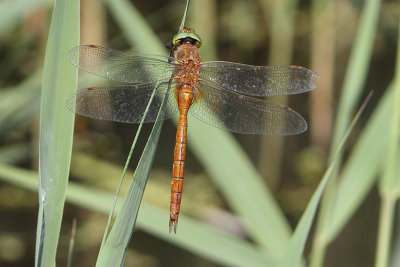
left=0, top=0, right=399, bottom=266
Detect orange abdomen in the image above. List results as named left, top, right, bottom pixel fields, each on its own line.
left=169, top=85, right=194, bottom=233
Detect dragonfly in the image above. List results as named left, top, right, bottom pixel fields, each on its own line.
left=66, top=28, right=318, bottom=233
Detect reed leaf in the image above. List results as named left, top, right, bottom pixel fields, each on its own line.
left=328, top=84, right=394, bottom=241
left=36, top=0, right=79, bottom=266
left=96, top=89, right=166, bottom=266
left=330, top=0, right=382, bottom=152
left=279, top=92, right=372, bottom=267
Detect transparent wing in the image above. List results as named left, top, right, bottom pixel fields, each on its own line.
left=189, top=80, right=308, bottom=135
left=67, top=45, right=175, bottom=83
left=200, top=62, right=318, bottom=97
left=66, top=82, right=178, bottom=123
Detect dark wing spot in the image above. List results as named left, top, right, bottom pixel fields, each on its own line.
left=290, top=65, right=303, bottom=70
left=280, top=104, right=292, bottom=111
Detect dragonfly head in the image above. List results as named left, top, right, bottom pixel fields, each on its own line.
left=171, top=28, right=202, bottom=49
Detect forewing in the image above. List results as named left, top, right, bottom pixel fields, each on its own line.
left=189, top=80, right=308, bottom=135
left=66, top=83, right=178, bottom=123
left=67, top=45, right=175, bottom=83
left=200, top=62, right=318, bottom=97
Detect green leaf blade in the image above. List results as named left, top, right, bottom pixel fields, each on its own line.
left=96, top=117, right=164, bottom=266
left=36, top=0, right=79, bottom=266
left=328, top=86, right=394, bottom=240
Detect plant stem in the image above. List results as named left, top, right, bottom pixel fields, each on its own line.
left=375, top=194, right=397, bottom=267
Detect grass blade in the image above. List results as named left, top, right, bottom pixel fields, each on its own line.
left=36, top=0, right=79, bottom=266
left=278, top=92, right=372, bottom=267
left=375, top=195, right=397, bottom=267
left=279, top=158, right=336, bottom=267
left=96, top=88, right=166, bottom=266
left=66, top=218, right=77, bottom=267
left=96, top=123, right=162, bottom=266
left=331, top=0, right=381, bottom=151
left=379, top=3, right=400, bottom=194
left=328, top=85, right=394, bottom=240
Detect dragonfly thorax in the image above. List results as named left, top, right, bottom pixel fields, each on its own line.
left=173, top=43, right=201, bottom=86
left=174, top=43, right=200, bottom=63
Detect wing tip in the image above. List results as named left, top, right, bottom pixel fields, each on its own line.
left=290, top=65, right=319, bottom=78
left=285, top=109, right=308, bottom=135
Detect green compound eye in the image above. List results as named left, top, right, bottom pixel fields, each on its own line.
left=172, top=28, right=202, bottom=48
